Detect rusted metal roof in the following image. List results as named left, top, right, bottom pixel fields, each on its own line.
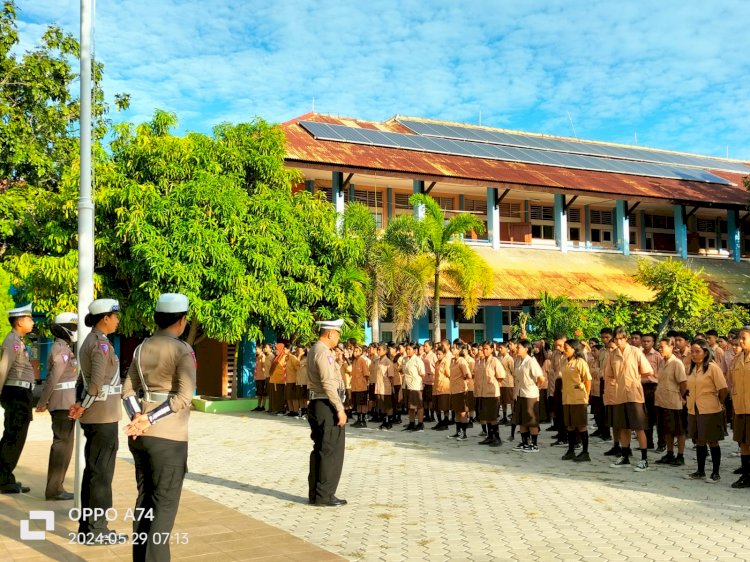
left=281, top=113, right=750, bottom=207
left=436, top=246, right=750, bottom=304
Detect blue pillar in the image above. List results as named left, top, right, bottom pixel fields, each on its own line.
left=413, top=180, right=425, bottom=220
left=237, top=337, right=256, bottom=397
left=332, top=171, right=345, bottom=232
left=485, top=305, right=504, bottom=342
left=728, top=209, right=741, bottom=262
left=305, top=179, right=314, bottom=194
left=615, top=200, right=629, bottom=255
left=445, top=305, right=458, bottom=343
left=554, top=194, right=567, bottom=253
left=386, top=187, right=393, bottom=223
left=364, top=320, right=372, bottom=345
left=487, top=188, right=500, bottom=250
left=638, top=210, right=647, bottom=250
left=411, top=313, right=429, bottom=343
left=584, top=205, right=591, bottom=249
left=262, top=326, right=276, bottom=343
left=674, top=205, right=688, bottom=258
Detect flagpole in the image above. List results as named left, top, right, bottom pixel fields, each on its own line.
left=75, top=0, right=95, bottom=510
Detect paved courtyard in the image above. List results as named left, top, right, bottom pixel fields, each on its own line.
left=3, top=408, right=749, bottom=561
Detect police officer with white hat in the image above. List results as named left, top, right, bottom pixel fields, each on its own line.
left=122, top=293, right=196, bottom=562
left=0, top=303, right=35, bottom=494
left=307, top=318, right=348, bottom=506
left=36, top=312, right=79, bottom=500
left=68, top=298, right=124, bottom=543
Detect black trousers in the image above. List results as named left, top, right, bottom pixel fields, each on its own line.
left=79, top=422, right=118, bottom=533
left=307, top=399, right=345, bottom=502
left=129, top=436, right=188, bottom=562
left=0, top=387, right=32, bottom=487
left=642, top=383, right=664, bottom=447
left=46, top=410, right=75, bottom=497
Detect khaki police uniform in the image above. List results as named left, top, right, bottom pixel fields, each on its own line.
left=122, top=329, right=196, bottom=562
left=0, top=330, right=35, bottom=491
left=307, top=339, right=346, bottom=504
left=38, top=339, right=78, bottom=498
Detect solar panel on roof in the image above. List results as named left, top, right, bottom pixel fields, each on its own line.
left=298, top=121, right=733, bottom=185
left=397, top=119, right=750, bottom=175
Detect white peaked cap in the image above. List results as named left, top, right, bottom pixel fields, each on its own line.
left=54, top=312, right=78, bottom=324
left=89, top=299, right=120, bottom=315
left=7, top=303, right=32, bottom=317
left=316, top=318, right=344, bottom=332
left=156, top=293, right=189, bottom=313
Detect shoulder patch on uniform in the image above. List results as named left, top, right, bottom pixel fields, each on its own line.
left=13, top=342, right=22, bottom=353
left=99, top=342, right=110, bottom=354
left=191, top=351, right=197, bottom=367
left=327, top=356, right=334, bottom=364
left=61, top=353, right=69, bottom=363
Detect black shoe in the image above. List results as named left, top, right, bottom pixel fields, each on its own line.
left=312, top=497, right=347, bottom=507
left=488, top=437, right=502, bottom=447
left=414, top=423, right=425, bottom=432
left=478, top=436, right=493, bottom=445
left=733, top=466, right=743, bottom=475
left=46, top=491, right=74, bottom=501
left=590, top=429, right=602, bottom=438
left=603, top=446, right=622, bottom=457
left=561, top=450, right=576, bottom=461
left=1, top=483, right=30, bottom=494
left=545, top=425, right=556, bottom=432
left=436, top=424, right=449, bottom=431
left=500, top=417, right=508, bottom=425
left=654, top=452, right=675, bottom=465
left=448, top=431, right=461, bottom=438
left=402, top=422, right=416, bottom=432
left=478, top=430, right=488, bottom=437
left=668, top=456, right=685, bottom=467
left=731, top=475, right=750, bottom=489
left=252, top=406, right=262, bottom=411
left=574, top=451, right=591, bottom=462
left=431, top=423, right=443, bottom=430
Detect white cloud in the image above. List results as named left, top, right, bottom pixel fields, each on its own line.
left=12, top=0, right=750, bottom=159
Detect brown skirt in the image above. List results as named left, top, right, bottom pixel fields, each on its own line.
left=368, top=384, right=376, bottom=401
left=377, top=394, right=394, bottom=411
left=466, top=391, right=474, bottom=412
left=687, top=412, right=725, bottom=443
left=657, top=406, right=685, bottom=436
left=611, top=402, right=648, bottom=432
left=563, top=404, right=588, bottom=428
left=407, top=389, right=423, bottom=409
left=500, top=387, right=514, bottom=405
left=352, top=390, right=368, bottom=408
left=423, top=384, right=433, bottom=403
left=296, top=384, right=308, bottom=401
left=479, top=396, right=499, bottom=422
left=538, top=389, right=548, bottom=423
left=450, top=392, right=467, bottom=414
left=436, top=394, right=451, bottom=412
left=269, top=382, right=286, bottom=412
left=734, top=413, right=750, bottom=445
left=512, top=397, right=540, bottom=427
left=285, top=383, right=297, bottom=403
left=254, top=379, right=267, bottom=397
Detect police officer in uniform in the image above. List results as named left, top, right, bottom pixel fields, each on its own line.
left=121, top=293, right=196, bottom=562
left=68, top=298, right=123, bottom=542
left=307, top=319, right=347, bottom=507
left=36, top=312, right=79, bottom=500
left=0, top=303, right=35, bottom=494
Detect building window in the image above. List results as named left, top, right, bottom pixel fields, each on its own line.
left=459, top=307, right=485, bottom=323
left=474, top=329, right=485, bottom=342
left=590, top=209, right=613, bottom=246
left=427, top=306, right=447, bottom=324
left=532, top=224, right=555, bottom=239
left=530, top=204, right=555, bottom=242
left=499, top=202, right=522, bottom=219
left=381, top=331, right=393, bottom=342
left=569, top=227, right=580, bottom=241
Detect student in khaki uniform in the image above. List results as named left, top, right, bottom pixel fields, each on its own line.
left=511, top=340, right=545, bottom=453
left=560, top=340, right=592, bottom=462
left=295, top=347, right=309, bottom=419
left=604, top=327, right=654, bottom=471
left=68, top=298, right=124, bottom=542
left=367, top=344, right=379, bottom=423
left=448, top=347, right=471, bottom=440
left=498, top=343, right=515, bottom=425
left=673, top=332, right=693, bottom=371
left=122, top=293, right=196, bottom=562
left=683, top=338, right=728, bottom=483
left=730, top=327, right=750, bottom=488
left=0, top=303, right=35, bottom=494
left=589, top=344, right=605, bottom=439
left=402, top=342, right=426, bottom=432
left=36, top=312, right=79, bottom=500
left=268, top=341, right=288, bottom=414
left=375, top=344, right=395, bottom=430
left=473, top=347, right=486, bottom=437
left=432, top=346, right=452, bottom=430
left=349, top=345, right=370, bottom=428
left=653, top=338, right=688, bottom=467
left=477, top=343, right=504, bottom=446
left=306, top=319, right=347, bottom=507
left=641, top=333, right=663, bottom=450
left=285, top=348, right=301, bottom=417
left=422, top=341, right=437, bottom=422
left=252, top=345, right=269, bottom=411
left=338, top=348, right=352, bottom=416
left=549, top=335, right=567, bottom=446
left=598, top=329, right=616, bottom=448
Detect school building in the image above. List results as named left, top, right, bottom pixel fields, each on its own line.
left=281, top=112, right=750, bottom=344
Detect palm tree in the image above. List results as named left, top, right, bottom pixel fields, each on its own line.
left=386, top=194, right=493, bottom=342
left=343, top=203, right=429, bottom=342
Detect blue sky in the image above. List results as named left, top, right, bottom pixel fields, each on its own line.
left=14, top=0, right=750, bottom=160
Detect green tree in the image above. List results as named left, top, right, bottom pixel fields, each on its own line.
left=0, top=265, right=14, bottom=333
left=386, top=194, right=493, bottom=342
left=634, top=258, right=713, bottom=338
left=343, top=202, right=430, bottom=342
